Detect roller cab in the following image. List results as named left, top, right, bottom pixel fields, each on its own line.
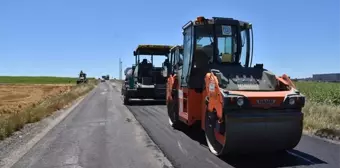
left=166, top=16, right=306, bottom=156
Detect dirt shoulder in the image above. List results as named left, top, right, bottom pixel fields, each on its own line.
left=0, top=83, right=96, bottom=140
left=0, top=83, right=96, bottom=166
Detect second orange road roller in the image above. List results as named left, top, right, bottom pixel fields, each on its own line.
left=165, top=16, right=305, bottom=156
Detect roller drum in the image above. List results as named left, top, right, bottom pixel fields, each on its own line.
left=206, top=111, right=304, bottom=155
left=222, top=112, right=303, bottom=154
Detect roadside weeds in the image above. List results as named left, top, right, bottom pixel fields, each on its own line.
left=0, top=83, right=96, bottom=140
left=303, top=101, right=340, bottom=141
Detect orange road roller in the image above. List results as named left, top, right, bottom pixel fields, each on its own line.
left=165, top=16, right=305, bottom=156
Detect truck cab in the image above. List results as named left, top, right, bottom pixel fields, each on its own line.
left=123, top=44, right=173, bottom=105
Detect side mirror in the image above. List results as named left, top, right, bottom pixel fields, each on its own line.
left=133, top=51, right=136, bottom=56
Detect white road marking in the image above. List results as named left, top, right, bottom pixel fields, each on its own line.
left=177, top=141, right=188, bottom=156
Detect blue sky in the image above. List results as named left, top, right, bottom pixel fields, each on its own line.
left=0, top=0, right=339, bottom=78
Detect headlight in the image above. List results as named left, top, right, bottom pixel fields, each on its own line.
left=237, top=97, right=244, bottom=106
left=289, top=98, right=295, bottom=105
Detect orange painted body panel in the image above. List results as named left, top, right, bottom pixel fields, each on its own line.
left=205, top=73, right=223, bottom=116
left=200, top=89, right=208, bottom=129
left=166, top=75, right=174, bottom=102
left=202, top=73, right=224, bottom=130
left=215, top=130, right=225, bottom=145
left=229, top=90, right=291, bottom=97
left=229, top=90, right=292, bottom=108
left=179, top=111, right=188, bottom=122
left=179, top=88, right=203, bottom=125
left=277, top=74, right=296, bottom=89
left=168, top=71, right=297, bottom=131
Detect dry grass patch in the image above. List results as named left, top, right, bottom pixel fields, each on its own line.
left=294, top=81, right=340, bottom=139
left=303, top=101, right=340, bottom=139
left=0, top=83, right=95, bottom=140
left=0, top=84, right=73, bottom=115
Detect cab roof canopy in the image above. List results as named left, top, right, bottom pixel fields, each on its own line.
left=182, top=16, right=252, bottom=30
left=133, top=44, right=173, bottom=56
left=170, top=45, right=183, bottom=52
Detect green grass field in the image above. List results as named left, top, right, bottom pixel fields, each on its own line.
left=0, top=76, right=95, bottom=84
left=295, top=81, right=340, bottom=137
left=295, top=81, right=340, bottom=105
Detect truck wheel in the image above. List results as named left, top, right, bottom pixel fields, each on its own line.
left=123, top=95, right=130, bottom=105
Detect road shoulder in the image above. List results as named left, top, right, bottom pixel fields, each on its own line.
left=0, top=86, right=97, bottom=168
left=108, top=82, right=173, bottom=168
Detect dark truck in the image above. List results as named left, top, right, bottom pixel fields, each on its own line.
left=122, top=44, right=172, bottom=105
left=76, top=70, right=88, bottom=84
left=102, top=75, right=110, bottom=80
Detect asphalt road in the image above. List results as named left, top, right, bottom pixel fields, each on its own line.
left=12, top=82, right=172, bottom=168
left=124, top=94, right=340, bottom=167
left=9, top=81, right=340, bottom=168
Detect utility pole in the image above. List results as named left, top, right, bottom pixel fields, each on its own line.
left=119, top=58, right=122, bottom=80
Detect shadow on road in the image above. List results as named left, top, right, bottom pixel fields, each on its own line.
left=126, top=101, right=166, bottom=106
left=220, top=149, right=327, bottom=168
left=178, top=125, right=327, bottom=168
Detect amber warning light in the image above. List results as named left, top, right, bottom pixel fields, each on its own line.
left=196, top=16, right=205, bottom=22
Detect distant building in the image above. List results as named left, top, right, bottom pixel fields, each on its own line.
left=312, top=73, right=340, bottom=82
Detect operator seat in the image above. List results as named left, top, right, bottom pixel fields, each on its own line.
left=139, top=59, right=152, bottom=76
left=139, top=59, right=153, bottom=85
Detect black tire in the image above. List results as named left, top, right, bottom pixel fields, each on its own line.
left=205, top=108, right=225, bottom=156
left=123, top=95, right=130, bottom=105
left=167, top=90, right=182, bottom=128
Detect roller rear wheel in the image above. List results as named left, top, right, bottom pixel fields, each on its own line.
left=205, top=109, right=225, bottom=156
left=167, top=91, right=181, bottom=128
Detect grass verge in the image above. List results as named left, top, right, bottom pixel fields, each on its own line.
left=294, top=81, right=340, bottom=140
left=0, top=83, right=96, bottom=140
left=0, top=76, right=96, bottom=84
left=303, top=101, right=340, bottom=140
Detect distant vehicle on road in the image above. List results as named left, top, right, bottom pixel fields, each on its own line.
left=76, top=70, right=88, bottom=84
left=122, top=44, right=172, bottom=105
left=102, top=75, right=110, bottom=80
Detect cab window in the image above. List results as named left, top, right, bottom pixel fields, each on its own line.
left=215, top=25, right=236, bottom=63
left=182, top=27, right=193, bottom=86
left=175, top=48, right=183, bottom=68
left=195, top=25, right=214, bottom=63
left=239, top=29, right=248, bottom=67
